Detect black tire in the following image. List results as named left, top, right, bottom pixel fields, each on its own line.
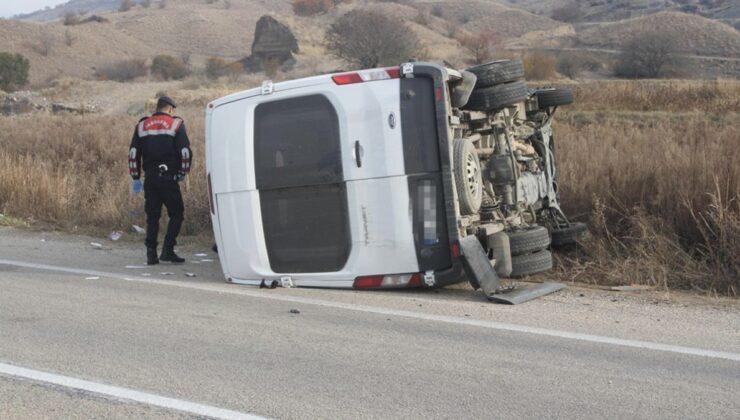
left=466, top=59, right=525, bottom=88
left=507, top=225, right=551, bottom=256
left=453, top=138, right=483, bottom=215
left=535, top=88, right=574, bottom=109
left=464, top=80, right=529, bottom=111
left=550, top=222, right=588, bottom=247
left=510, top=250, right=553, bottom=278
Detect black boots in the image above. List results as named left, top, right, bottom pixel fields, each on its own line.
left=160, top=246, right=185, bottom=263
left=146, top=247, right=159, bottom=265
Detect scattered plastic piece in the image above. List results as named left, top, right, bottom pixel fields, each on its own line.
left=132, top=225, right=145, bottom=234
left=125, top=265, right=146, bottom=269
left=194, top=253, right=208, bottom=257
left=40, top=239, right=46, bottom=242
left=290, top=309, right=300, bottom=314
left=85, top=276, right=100, bottom=280
left=610, top=285, right=653, bottom=292
left=90, top=242, right=103, bottom=248
left=200, top=259, right=214, bottom=263
left=161, top=272, right=175, bottom=276
left=109, top=231, right=123, bottom=241
left=185, top=273, right=196, bottom=278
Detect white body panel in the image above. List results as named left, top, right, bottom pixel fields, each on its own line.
left=206, top=77, right=419, bottom=286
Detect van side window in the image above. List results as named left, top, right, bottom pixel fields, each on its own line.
left=254, top=95, right=342, bottom=189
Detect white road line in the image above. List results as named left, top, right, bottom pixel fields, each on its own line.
left=0, top=362, right=265, bottom=420
left=2, top=259, right=740, bottom=363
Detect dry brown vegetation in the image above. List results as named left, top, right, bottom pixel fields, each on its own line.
left=0, top=78, right=738, bottom=295
left=551, top=80, right=740, bottom=295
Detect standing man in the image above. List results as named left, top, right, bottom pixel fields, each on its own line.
left=129, top=96, right=192, bottom=265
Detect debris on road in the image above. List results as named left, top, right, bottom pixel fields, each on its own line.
left=290, top=309, right=300, bottom=314
left=185, top=273, right=197, bottom=278
left=125, top=265, right=146, bottom=269
left=200, top=259, right=214, bottom=263
left=161, top=272, right=175, bottom=276
left=132, top=225, right=146, bottom=234
left=109, top=231, right=123, bottom=241
left=90, top=242, right=103, bottom=248
left=85, top=276, right=100, bottom=280
left=194, top=253, right=208, bottom=257
left=611, top=285, right=653, bottom=292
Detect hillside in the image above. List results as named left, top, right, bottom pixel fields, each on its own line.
left=575, top=12, right=740, bottom=57
left=497, top=0, right=740, bottom=27
left=1, top=0, right=739, bottom=85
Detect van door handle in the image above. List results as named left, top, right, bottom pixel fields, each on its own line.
left=354, top=141, right=363, bottom=168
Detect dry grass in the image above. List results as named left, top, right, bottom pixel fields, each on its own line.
left=0, top=109, right=210, bottom=236
left=551, top=79, right=740, bottom=295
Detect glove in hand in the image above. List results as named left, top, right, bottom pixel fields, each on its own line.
left=132, top=179, right=143, bottom=193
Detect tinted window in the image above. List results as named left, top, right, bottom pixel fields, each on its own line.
left=261, top=184, right=351, bottom=273
left=401, top=78, right=441, bottom=174
left=254, top=95, right=342, bottom=189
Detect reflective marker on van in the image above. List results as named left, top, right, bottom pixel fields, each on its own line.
left=332, top=67, right=401, bottom=85
left=353, top=273, right=422, bottom=289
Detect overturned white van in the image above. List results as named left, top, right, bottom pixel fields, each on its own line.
left=206, top=61, right=583, bottom=291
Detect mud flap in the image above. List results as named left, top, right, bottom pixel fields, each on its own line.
left=486, top=282, right=566, bottom=305
left=460, top=235, right=565, bottom=304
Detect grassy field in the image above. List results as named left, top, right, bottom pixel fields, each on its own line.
left=0, top=79, right=738, bottom=295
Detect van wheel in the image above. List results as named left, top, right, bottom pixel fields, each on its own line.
left=535, top=88, right=574, bottom=109
left=550, top=222, right=588, bottom=247
left=509, top=250, right=553, bottom=278
left=466, top=59, right=525, bottom=88
left=464, top=80, right=529, bottom=111
left=454, top=138, right=483, bottom=215
left=507, top=225, right=551, bottom=256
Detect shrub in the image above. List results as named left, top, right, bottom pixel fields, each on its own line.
left=205, top=56, right=228, bottom=79
left=292, top=0, right=333, bottom=16
left=150, top=55, right=190, bottom=80
left=140, top=0, right=152, bottom=8
left=32, top=31, right=55, bottom=56
left=64, top=29, right=76, bottom=47
left=96, top=59, right=147, bottom=82
left=522, top=51, right=557, bottom=80
left=63, top=11, right=80, bottom=26
left=0, top=52, right=30, bottom=92
left=557, top=51, right=602, bottom=79
left=551, top=2, right=582, bottom=23
left=326, top=10, right=423, bottom=68
left=119, top=0, right=134, bottom=12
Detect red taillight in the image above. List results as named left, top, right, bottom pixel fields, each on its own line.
left=436, top=86, right=445, bottom=102
left=332, top=72, right=364, bottom=85
left=353, top=275, right=384, bottom=289
left=353, top=273, right=422, bottom=289
left=207, top=173, right=215, bottom=215
left=332, top=67, right=401, bottom=85
left=451, top=241, right=461, bottom=257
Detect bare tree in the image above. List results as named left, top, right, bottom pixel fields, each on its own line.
left=615, top=31, right=680, bottom=78
left=458, top=32, right=500, bottom=65
left=325, top=10, right=423, bottom=68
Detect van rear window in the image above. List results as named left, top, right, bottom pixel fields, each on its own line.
left=401, top=78, right=441, bottom=174
left=254, top=95, right=342, bottom=190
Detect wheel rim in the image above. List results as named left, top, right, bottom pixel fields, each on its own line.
left=465, top=152, right=481, bottom=198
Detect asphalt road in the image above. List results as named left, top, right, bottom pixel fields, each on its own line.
left=1, top=228, right=739, bottom=419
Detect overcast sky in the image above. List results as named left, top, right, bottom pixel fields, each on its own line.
left=0, top=0, right=69, bottom=18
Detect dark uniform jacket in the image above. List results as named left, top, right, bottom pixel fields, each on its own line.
left=128, top=112, right=192, bottom=179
